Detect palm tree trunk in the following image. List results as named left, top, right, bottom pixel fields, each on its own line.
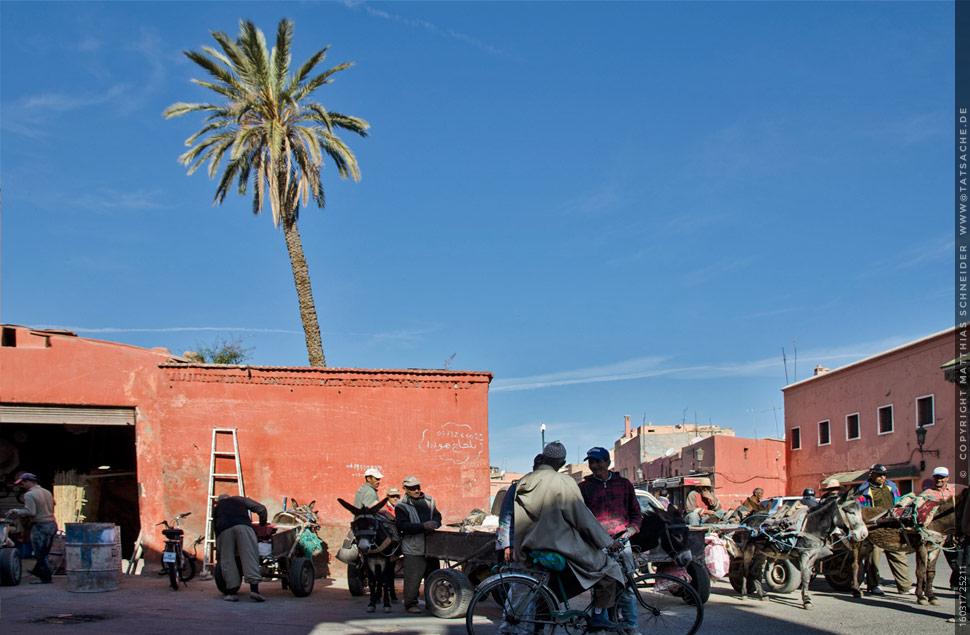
left=281, top=217, right=326, bottom=367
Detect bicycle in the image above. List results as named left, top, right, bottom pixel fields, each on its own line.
left=465, top=539, right=703, bottom=634
left=157, top=512, right=197, bottom=590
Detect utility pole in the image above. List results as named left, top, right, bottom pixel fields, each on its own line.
left=747, top=408, right=758, bottom=440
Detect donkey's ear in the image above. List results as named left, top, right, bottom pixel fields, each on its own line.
left=337, top=498, right=360, bottom=515
left=364, top=497, right=388, bottom=515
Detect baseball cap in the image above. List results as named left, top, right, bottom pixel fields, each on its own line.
left=584, top=447, right=610, bottom=461
left=364, top=468, right=383, bottom=479
left=402, top=476, right=421, bottom=488
left=933, top=467, right=949, bottom=477
left=386, top=488, right=402, bottom=497
left=14, top=472, right=37, bottom=484
left=869, top=464, right=887, bottom=475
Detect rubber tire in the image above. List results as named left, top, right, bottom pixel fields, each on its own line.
left=729, top=558, right=765, bottom=594
left=466, top=574, right=560, bottom=635
left=823, top=551, right=862, bottom=592
left=167, top=557, right=179, bottom=590
left=179, top=552, right=196, bottom=582
left=685, top=560, right=711, bottom=603
left=347, top=562, right=365, bottom=596
left=424, top=568, right=475, bottom=619
left=630, top=573, right=703, bottom=634
left=0, top=547, right=22, bottom=586
left=287, top=557, right=315, bottom=597
left=764, top=559, right=800, bottom=594
left=213, top=560, right=240, bottom=595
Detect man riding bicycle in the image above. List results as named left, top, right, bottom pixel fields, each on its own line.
left=513, top=442, right=625, bottom=632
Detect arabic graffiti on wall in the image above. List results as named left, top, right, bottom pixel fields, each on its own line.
left=418, top=421, right=484, bottom=465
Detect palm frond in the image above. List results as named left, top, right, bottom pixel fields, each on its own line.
left=271, top=19, right=292, bottom=94
left=163, top=102, right=218, bottom=118
left=291, top=46, right=329, bottom=88
left=292, top=62, right=354, bottom=102
left=327, top=112, right=370, bottom=137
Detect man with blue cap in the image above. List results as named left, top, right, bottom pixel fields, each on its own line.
left=578, top=446, right=642, bottom=631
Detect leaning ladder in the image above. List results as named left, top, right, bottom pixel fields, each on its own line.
left=202, top=428, right=245, bottom=569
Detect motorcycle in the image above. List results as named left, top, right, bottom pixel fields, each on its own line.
left=157, top=512, right=197, bottom=590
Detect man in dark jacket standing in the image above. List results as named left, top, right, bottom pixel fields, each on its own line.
left=578, top=446, right=643, bottom=631
left=395, top=476, right=441, bottom=614
left=214, top=494, right=268, bottom=602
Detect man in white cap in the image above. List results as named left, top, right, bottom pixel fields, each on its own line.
left=354, top=468, right=384, bottom=508
left=918, top=467, right=954, bottom=505
left=513, top=441, right=624, bottom=632
left=395, top=476, right=441, bottom=614
left=6, top=472, right=57, bottom=584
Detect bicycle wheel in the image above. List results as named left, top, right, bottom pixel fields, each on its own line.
left=465, top=573, right=560, bottom=634
left=620, top=573, right=703, bottom=635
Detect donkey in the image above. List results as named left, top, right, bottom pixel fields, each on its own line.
left=338, top=497, right=401, bottom=613
left=630, top=502, right=693, bottom=568
left=738, top=489, right=868, bottom=610
left=849, top=490, right=962, bottom=605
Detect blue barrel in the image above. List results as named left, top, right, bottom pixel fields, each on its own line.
left=64, top=523, right=121, bottom=592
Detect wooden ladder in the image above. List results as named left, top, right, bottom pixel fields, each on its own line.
left=202, top=428, right=245, bottom=569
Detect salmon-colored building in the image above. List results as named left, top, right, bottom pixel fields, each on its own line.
left=782, top=327, right=956, bottom=497
left=641, top=435, right=787, bottom=510
left=0, top=325, right=492, bottom=572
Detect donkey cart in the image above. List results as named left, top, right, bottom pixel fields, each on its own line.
left=421, top=529, right=498, bottom=619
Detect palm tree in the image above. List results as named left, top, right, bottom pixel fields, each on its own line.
left=164, top=18, right=369, bottom=367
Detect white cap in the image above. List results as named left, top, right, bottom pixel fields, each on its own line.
left=364, top=468, right=383, bottom=478
left=932, top=467, right=949, bottom=477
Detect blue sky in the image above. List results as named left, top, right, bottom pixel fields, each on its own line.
left=0, top=2, right=954, bottom=473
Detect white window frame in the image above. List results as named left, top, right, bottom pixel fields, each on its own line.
left=877, top=404, right=894, bottom=435
left=845, top=412, right=861, bottom=441
left=915, top=394, right=935, bottom=428
left=818, top=420, right=831, bottom=447
left=791, top=426, right=801, bottom=451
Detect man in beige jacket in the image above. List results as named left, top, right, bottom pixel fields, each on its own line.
left=513, top=442, right=624, bottom=632
left=8, top=472, right=57, bottom=584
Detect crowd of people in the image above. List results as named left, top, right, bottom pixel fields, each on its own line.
left=4, top=455, right=965, bottom=626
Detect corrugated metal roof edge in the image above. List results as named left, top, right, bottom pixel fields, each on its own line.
left=781, top=326, right=955, bottom=392
left=158, top=363, right=493, bottom=380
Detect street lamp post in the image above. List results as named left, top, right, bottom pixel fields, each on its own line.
left=915, top=423, right=939, bottom=472
left=540, top=423, right=546, bottom=452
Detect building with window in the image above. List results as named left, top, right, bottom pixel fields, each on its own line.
left=783, top=327, right=955, bottom=496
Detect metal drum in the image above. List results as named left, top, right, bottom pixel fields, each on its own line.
left=64, top=523, right=121, bottom=592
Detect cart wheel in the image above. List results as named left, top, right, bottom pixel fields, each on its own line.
left=0, top=547, right=22, bottom=586
left=685, top=560, right=711, bottom=603
left=822, top=551, right=862, bottom=592
left=213, top=559, right=241, bottom=595
left=764, top=559, right=800, bottom=594
left=288, top=557, right=315, bottom=597
left=424, top=568, right=474, bottom=619
left=348, top=562, right=366, bottom=596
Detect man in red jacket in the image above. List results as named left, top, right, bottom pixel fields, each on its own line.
left=578, top=446, right=643, bottom=630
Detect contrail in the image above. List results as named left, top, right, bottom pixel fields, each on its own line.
left=40, top=326, right=301, bottom=335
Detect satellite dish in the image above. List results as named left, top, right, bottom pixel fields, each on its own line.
left=689, top=436, right=704, bottom=445
left=664, top=448, right=676, bottom=457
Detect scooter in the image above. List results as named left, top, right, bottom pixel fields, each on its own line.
left=157, top=512, right=197, bottom=590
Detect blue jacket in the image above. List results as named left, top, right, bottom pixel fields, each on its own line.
left=496, top=482, right=516, bottom=551
left=856, top=479, right=900, bottom=507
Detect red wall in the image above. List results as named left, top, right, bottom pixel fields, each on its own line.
left=783, top=329, right=955, bottom=496
left=0, top=327, right=492, bottom=564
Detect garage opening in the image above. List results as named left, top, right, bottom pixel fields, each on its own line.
left=0, top=405, right=140, bottom=560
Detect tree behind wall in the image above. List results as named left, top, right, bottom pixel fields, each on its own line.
left=164, top=18, right=369, bottom=366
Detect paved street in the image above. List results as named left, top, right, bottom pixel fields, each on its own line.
left=0, top=555, right=962, bottom=634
